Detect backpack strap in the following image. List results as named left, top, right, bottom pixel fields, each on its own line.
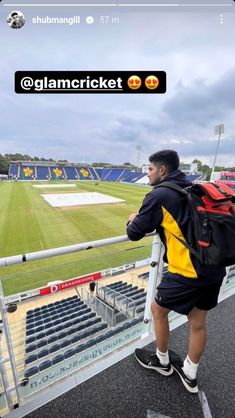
left=154, top=181, right=188, bottom=196
left=154, top=182, right=200, bottom=259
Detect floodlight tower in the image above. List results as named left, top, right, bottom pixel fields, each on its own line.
left=136, top=144, right=142, bottom=172
left=210, top=124, right=224, bottom=181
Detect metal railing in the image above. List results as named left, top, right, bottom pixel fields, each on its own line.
left=0, top=234, right=234, bottom=418
left=0, top=233, right=163, bottom=417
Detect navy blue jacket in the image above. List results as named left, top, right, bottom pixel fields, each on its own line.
left=127, top=170, right=225, bottom=285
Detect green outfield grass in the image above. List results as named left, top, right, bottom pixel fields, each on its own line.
left=0, top=181, right=153, bottom=296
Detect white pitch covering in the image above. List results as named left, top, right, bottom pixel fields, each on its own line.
left=33, top=184, right=76, bottom=188
left=41, top=192, right=125, bottom=207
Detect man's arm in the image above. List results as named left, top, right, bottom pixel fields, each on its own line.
left=126, top=192, right=163, bottom=241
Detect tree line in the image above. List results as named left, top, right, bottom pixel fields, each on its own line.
left=0, top=154, right=234, bottom=178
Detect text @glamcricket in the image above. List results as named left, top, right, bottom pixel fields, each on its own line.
left=20, top=76, right=123, bottom=91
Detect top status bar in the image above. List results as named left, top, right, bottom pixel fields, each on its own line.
left=2, top=3, right=234, bottom=7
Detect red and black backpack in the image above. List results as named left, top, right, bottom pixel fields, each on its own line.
left=156, top=182, right=235, bottom=267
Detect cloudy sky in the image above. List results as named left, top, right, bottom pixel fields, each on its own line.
left=0, top=3, right=235, bottom=167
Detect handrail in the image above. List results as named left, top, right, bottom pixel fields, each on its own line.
left=0, top=233, right=155, bottom=268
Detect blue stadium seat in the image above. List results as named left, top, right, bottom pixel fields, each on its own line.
left=26, top=343, right=37, bottom=353
left=60, top=339, right=71, bottom=349
left=104, top=330, right=115, bottom=339
left=136, top=306, right=145, bottom=314
left=39, top=360, right=52, bottom=372
left=34, top=319, right=43, bottom=327
left=37, top=339, right=47, bottom=349
left=35, top=325, right=44, bottom=333
left=67, top=328, right=76, bottom=336
left=95, top=335, right=106, bottom=344
left=121, top=322, right=132, bottom=330
left=51, top=314, right=59, bottom=321
left=54, top=325, right=64, bottom=333
left=35, top=332, right=46, bottom=340
left=44, top=322, right=52, bottom=329
left=26, top=324, right=35, bottom=330
left=45, top=328, right=55, bottom=337
left=99, top=323, right=108, bottom=331
left=26, top=329, right=35, bottom=336
left=26, top=336, right=36, bottom=344
left=76, top=324, right=85, bottom=332
left=25, top=354, right=38, bottom=365
left=72, top=318, right=81, bottom=326
left=53, top=319, right=61, bottom=326
left=57, top=331, right=67, bottom=340
left=52, top=354, right=64, bottom=365
left=75, top=344, right=86, bottom=354
left=70, top=335, right=80, bottom=344
left=47, top=335, right=57, bottom=345
left=130, top=318, right=139, bottom=326
left=81, top=330, right=92, bottom=339
left=50, top=343, right=60, bottom=353
left=91, top=318, right=101, bottom=325
left=86, top=339, right=96, bottom=349
left=38, top=348, right=49, bottom=359
left=64, top=348, right=75, bottom=359
left=108, top=281, right=122, bottom=288
left=112, top=328, right=121, bottom=335
left=25, top=366, right=39, bottom=378
left=89, top=327, right=99, bottom=336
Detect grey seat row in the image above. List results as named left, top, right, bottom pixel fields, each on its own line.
left=24, top=316, right=144, bottom=379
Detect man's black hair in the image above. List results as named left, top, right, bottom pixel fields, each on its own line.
left=11, top=12, right=18, bottom=18
left=149, top=150, right=180, bottom=173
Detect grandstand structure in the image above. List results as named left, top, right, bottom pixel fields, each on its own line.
left=0, top=234, right=234, bottom=418
left=8, top=161, right=204, bottom=184
left=8, top=161, right=146, bottom=183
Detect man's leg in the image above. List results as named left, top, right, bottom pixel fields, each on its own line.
left=151, top=299, right=171, bottom=353
left=171, top=307, right=208, bottom=393
left=134, top=299, right=173, bottom=376
left=187, top=307, right=208, bottom=364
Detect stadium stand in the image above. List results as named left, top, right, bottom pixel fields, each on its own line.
left=9, top=163, right=18, bottom=178
left=36, top=165, right=50, bottom=180
left=8, top=162, right=203, bottom=184
left=50, top=166, right=65, bottom=180
left=64, top=166, right=78, bottom=180
left=77, top=167, right=93, bottom=180
left=22, top=293, right=144, bottom=380
left=98, top=281, right=146, bottom=315
left=119, top=171, right=146, bottom=183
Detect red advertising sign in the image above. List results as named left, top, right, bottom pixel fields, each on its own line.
left=40, top=272, right=102, bottom=295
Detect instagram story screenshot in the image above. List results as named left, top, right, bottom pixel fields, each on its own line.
left=0, top=1, right=235, bottom=417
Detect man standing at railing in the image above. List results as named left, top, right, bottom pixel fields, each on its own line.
left=126, top=150, right=225, bottom=394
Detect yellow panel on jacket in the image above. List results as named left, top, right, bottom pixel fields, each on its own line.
left=161, top=207, right=197, bottom=278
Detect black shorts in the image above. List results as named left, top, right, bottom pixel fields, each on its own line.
left=155, top=273, right=223, bottom=315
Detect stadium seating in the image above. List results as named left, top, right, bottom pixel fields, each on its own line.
left=24, top=314, right=144, bottom=379
left=9, top=164, right=18, bottom=178
left=98, top=282, right=146, bottom=314
left=64, top=166, right=78, bottom=180
left=50, top=166, right=65, bottom=180
left=36, top=166, right=50, bottom=180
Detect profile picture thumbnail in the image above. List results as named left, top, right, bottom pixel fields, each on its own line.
left=7, top=10, right=25, bottom=29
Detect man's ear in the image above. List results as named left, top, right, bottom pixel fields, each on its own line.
left=160, top=165, right=166, bottom=176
